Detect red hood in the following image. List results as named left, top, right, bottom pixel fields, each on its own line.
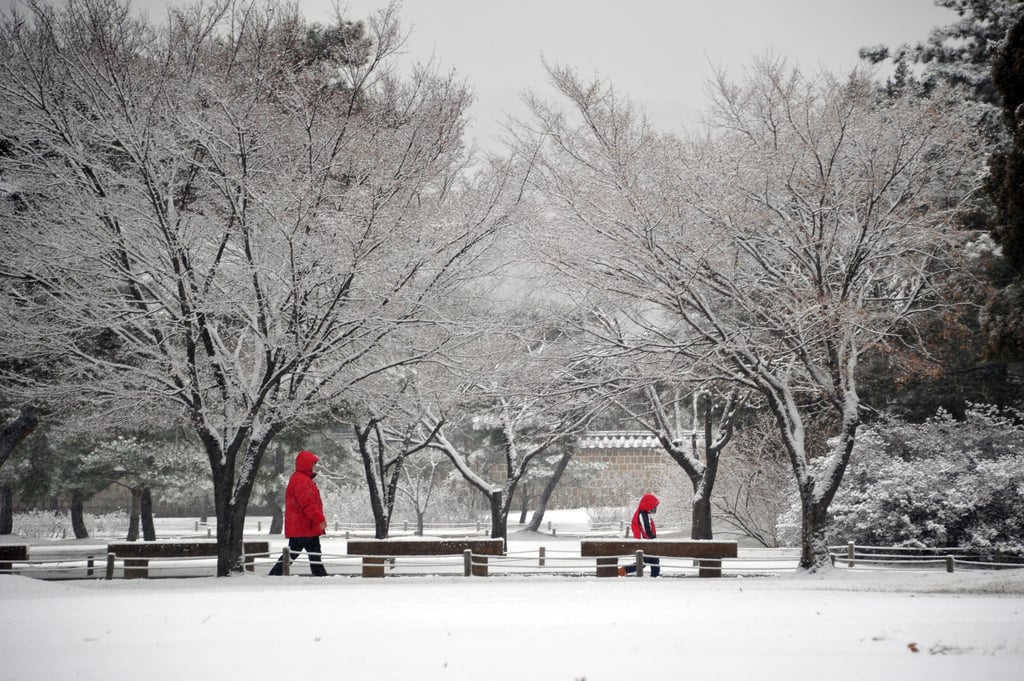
left=638, top=493, right=659, bottom=512
left=294, top=450, right=319, bottom=476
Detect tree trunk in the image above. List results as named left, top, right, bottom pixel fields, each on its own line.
left=691, top=490, right=713, bottom=540
left=525, top=450, right=573, bottom=532
left=356, top=423, right=394, bottom=540
left=126, top=487, right=141, bottom=541
left=70, top=489, right=89, bottom=539
left=211, top=469, right=231, bottom=574
left=268, top=445, right=285, bottom=535
left=141, top=486, right=156, bottom=540
left=209, top=435, right=277, bottom=576
left=518, top=482, right=530, bottom=524
left=488, top=490, right=505, bottom=544
left=0, top=406, right=38, bottom=472
left=270, top=504, right=284, bottom=535
left=0, top=482, right=13, bottom=534
left=691, top=406, right=724, bottom=540
left=799, top=492, right=832, bottom=571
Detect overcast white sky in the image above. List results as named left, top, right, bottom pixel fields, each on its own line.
left=3, top=0, right=956, bottom=148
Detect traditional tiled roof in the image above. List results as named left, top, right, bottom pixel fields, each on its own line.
left=578, top=431, right=662, bottom=449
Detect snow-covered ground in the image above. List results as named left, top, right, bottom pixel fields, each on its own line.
left=3, top=565, right=1023, bottom=681
left=4, top=508, right=1024, bottom=681
left=3, top=509, right=1024, bottom=680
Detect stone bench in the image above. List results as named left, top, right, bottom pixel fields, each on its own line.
left=0, top=544, right=29, bottom=574
left=346, top=538, right=506, bottom=577
left=106, top=540, right=270, bottom=578
left=580, top=539, right=739, bottom=577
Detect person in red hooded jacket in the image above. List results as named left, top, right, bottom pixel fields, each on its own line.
left=269, top=450, right=329, bottom=576
left=619, top=493, right=660, bottom=577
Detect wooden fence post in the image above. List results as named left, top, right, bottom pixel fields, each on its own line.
left=946, top=556, right=955, bottom=573
left=847, top=542, right=855, bottom=567
left=539, top=546, right=545, bottom=568
left=105, top=552, right=115, bottom=580
left=463, top=549, right=472, bottom=577
left=280, top=547, right=291, bottom=577
left=634, top=550, right=644, bottom=577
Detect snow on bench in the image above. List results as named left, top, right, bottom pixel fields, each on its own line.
left=106, top=540, right=270, bottom=578
left=346, top=538, right=506, bottom=577
left=580, top=539, right=739, bottom=577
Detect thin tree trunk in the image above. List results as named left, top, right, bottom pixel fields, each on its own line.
left=525, top=450, right=573, bottom=532
left=0, top=482, right=13, bottom=534
left=270, top=504, right=284, bottom=535
left=691, top=405, right=724, bottom=540
left=126, top=487, right=141, bottom=541
left=70, top=489, right=89, bottom=539
left=141, top=486, right=156, bottom=540
left=488, top=490, right=505, bottom=544
left=268, top=445, right=285, bottom=535
left=518, top=481, right=530, bottom=524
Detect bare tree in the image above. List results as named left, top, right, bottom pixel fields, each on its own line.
left=521, top=58, right=984, bottom=570
left=614, top=385, right=743, bottom=540
left=397, top=451, right=449, bottom=535
left=423, top=310, right=604, bottom=544
left=0, top=0, right=528, bottom=573
left=353, top=408, right=442, bottom=539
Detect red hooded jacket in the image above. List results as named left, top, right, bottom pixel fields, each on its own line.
left=630, top=493, right=658, bottom=539
left=284, top=450, right=327, bottom=538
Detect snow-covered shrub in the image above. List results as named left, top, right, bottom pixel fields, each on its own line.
left=822, top=405, right=1024, bottom=553
left=11, top=510, right=129, bottom=539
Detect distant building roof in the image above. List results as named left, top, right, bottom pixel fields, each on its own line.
left=579, top=430, right=705, bottom=450
left=578, top=431, right=661, bottom=449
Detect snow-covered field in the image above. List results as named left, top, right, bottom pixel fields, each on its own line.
left=3, top=510, right=1023, bottom=680
left=3, top=565, right=1023, bottom=681
left=3, top=509, right=1024, bottom=681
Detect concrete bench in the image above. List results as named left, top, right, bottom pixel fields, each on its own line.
left=580, top=539, right=738, bottom=577
left=106, top=540, right=270, bottom=578
left=346, top=538, right=506, bottom=577
left=0, top=544, right=29, bottom=574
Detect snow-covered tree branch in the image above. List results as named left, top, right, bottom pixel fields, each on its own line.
left=0, top=0, right=529, bottom=574
left=521, top=57, right=985, bottom=570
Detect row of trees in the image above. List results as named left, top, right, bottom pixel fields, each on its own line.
left=2, top=0, right=1022, bottom=574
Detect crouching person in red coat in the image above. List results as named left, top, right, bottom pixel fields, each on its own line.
left=269, top=450, right=329, bottom=576
left=619, top=492, right=660, bottom=577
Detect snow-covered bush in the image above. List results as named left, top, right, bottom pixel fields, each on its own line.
left=819, top=405, right=1024, bottom=553
left=12, top=510, right=129, bottom=539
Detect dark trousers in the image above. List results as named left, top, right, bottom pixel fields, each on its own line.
left=623, top=556, right=660, bottom=577
left=269, top=536, right=328, bottom=576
